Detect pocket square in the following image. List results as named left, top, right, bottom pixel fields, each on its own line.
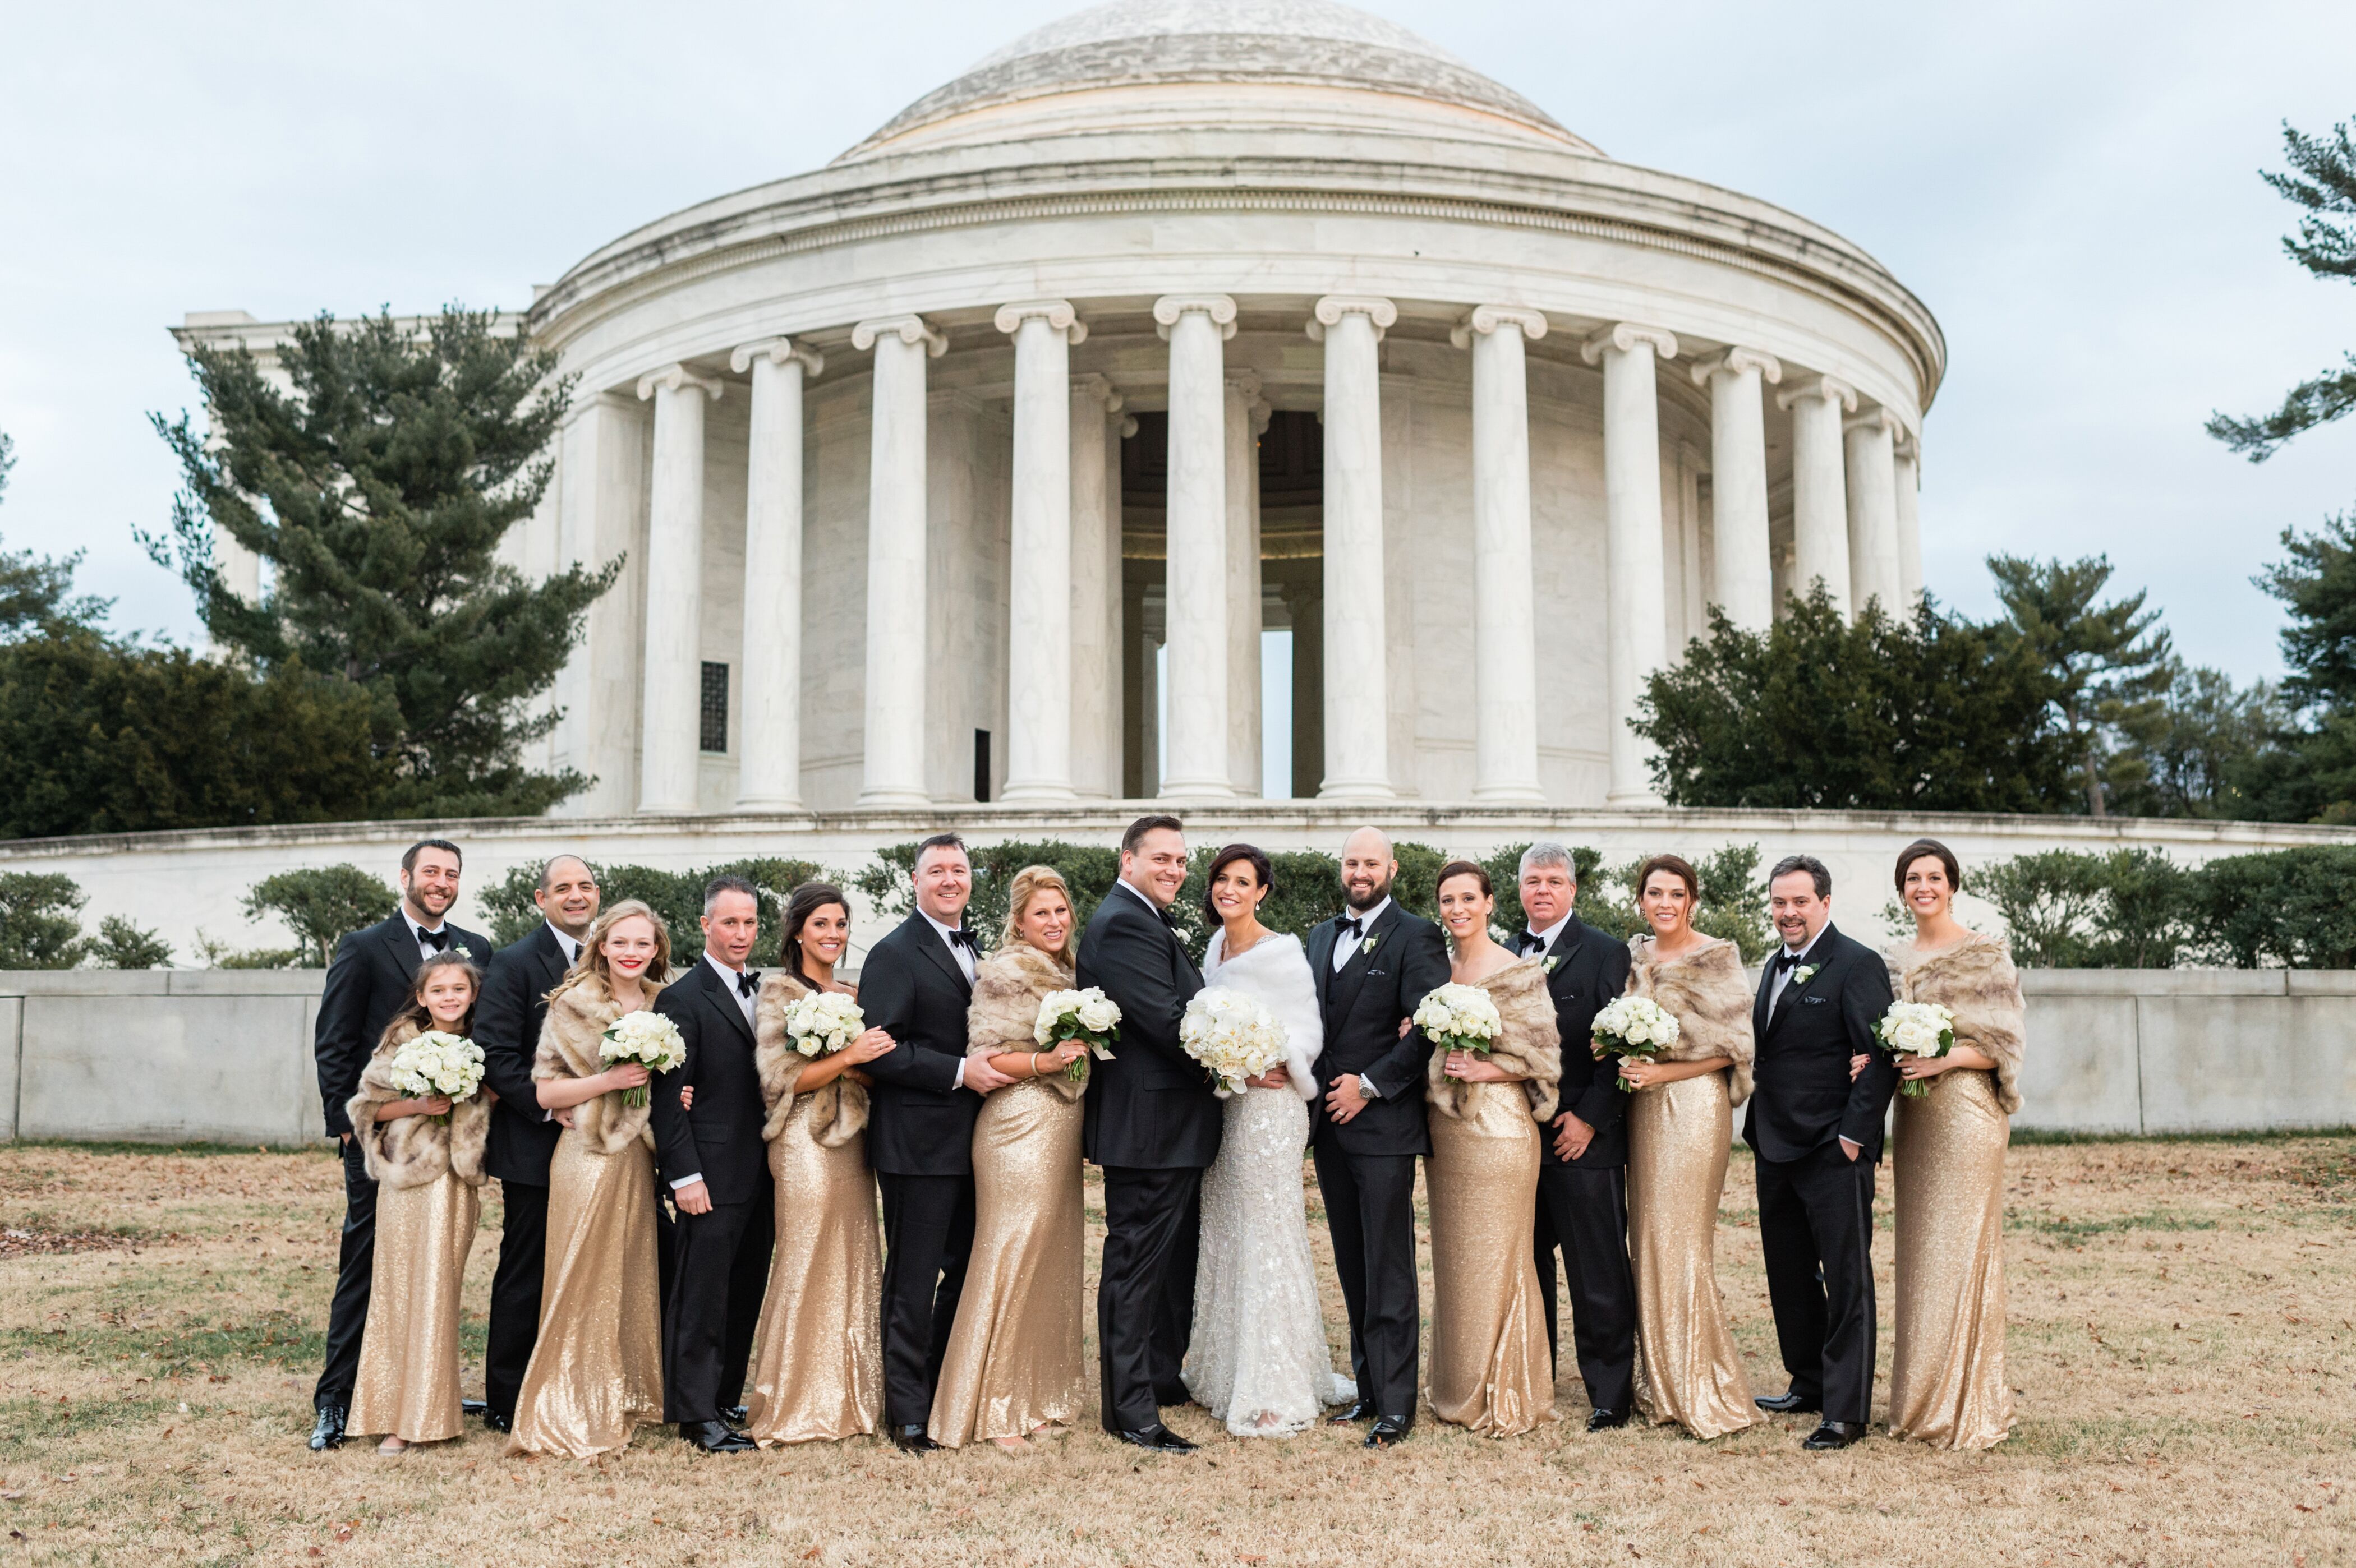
left=1800, top=994, right=1826, bottom=1006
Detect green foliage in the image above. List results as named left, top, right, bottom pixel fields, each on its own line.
left=2108, top=661, right=2288, bottom=820
left=1988, top=554, right=2174, bottom=817
left=1976, top=848, right=2196, bottom=968
left=0, top=429, right=109, bottom=642
left=145, top=307, right=614, bottom=818
left=0, top=871, right=87, bottom=969
left=84, top=915, right=172, bottom=970
left=241, top=864, right=398, bottom=967
left=194, top=935, right=306, bottom=970
left=480, top=857, right=823, bottom=966
left=2183, top=848, right=2356, bottom=969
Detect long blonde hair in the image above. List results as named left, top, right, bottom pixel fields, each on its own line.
left=997, top=866, right=1078, bottom=968
left=551, top=898, right=673, bottom=1001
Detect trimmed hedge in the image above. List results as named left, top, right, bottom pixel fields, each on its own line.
left=477, top=857, right=822, bottom=967
left=1976, top=844, right=2356, bottom=968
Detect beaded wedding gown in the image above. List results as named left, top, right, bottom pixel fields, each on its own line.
left=1181, top=929, right=1356, bottom=1436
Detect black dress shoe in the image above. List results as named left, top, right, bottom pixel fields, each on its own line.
left=889, top=1424, right=940, bottom=1455
left=1364, top=1415, right=1410, bottom=1448
left=307, top=1405, right=347, bottom=1452
left=460, top=1398, right=486, bottom=1417
left=1585, top=1408, right=1630, bottom=1432
left=1802, top=1420, right=1867, bottom=1451
left=1115, top=1424, right=1197, bottom=1454
left=680, top=1420, right=756, bottom=1453
left=481, top=1409, right=513, bottom=1434
left=1326, top=1399, right=1375, bottom=1425
left=1754, top=1390, right=1821, bottom=1416
left=724, top=1405, right=749, bottom=1428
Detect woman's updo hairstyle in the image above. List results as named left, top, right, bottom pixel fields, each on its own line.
left=1893, top=838, right=1964, bottom=896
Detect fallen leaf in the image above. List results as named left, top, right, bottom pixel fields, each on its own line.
left=803, top=1549, right=822, bottom=1562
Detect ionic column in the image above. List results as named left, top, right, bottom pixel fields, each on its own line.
left=1689, top=347, right=1781, bottom=631
left=994, top=300, right=1085, bottom=803
left=852, top=313, right=945, bottom=808
left=729, top=337, right=822, bottom=810
left=1582, top=322, right=1679, bottom=807
left=1069, top=373, right=1122, bottom=799
left=1844, top=406, right=1904, bottom=615
left=633, top=363, right=723, bottom=814
left=1453, top=304, right=1548, bottom=804
left=1777, top=373, right=1857, bottom=614
left=1310, top=294, right=1398, bottom=801
left=1893, top=433, right=1925, bottom=608
left=1152, top=294, right=1237, bottom=799
left=1224, top=370, right=1266, bottom=796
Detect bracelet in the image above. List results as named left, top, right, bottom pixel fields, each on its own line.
left=1032, top=1052, right=1045, bottom=1078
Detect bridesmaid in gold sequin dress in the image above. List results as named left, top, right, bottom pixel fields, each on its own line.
left=507, top=901, right=671, bottom=1459
left=1422, top=861, right=1561, bottom=1438
left=742, top=883, right=892, bottom=1446
left=929, top=867, right=1092, bottom=1451
left=346, top=952, right=493, bottom=1454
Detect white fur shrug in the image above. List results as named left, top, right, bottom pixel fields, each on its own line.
left=1626, top=935, right=1757, bottom=1106
left=966, top=942, right=1088, bottom=1103
left=1203, top=929, right=1324, bottom=1100
left=752, top=972, right=869, bottom=1146
left=1885, top=931, right=2027, bottom=1114
left=1426, top=955, right=1562, bottom=1122
left=346, top=1017, right=490, bottom=1189
left=531, top=972, right=659, bottom=1155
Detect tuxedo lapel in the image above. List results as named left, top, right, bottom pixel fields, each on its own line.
left=1761, top=925, right=1835, bottom=1041
left=697, top=960, right=757, bottom=1049
left=1753, top=954, right=1778, bottom=1042
left=1309, top=921, right=1335, bottom=1013
left=533, top=926, right=570, bottom=996
left=381, top=915, right=422, bottom=985
left=906, top=913, right=975, bottom=999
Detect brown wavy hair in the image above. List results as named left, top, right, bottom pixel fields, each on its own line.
left=997, top=865, right=1078, bottom=967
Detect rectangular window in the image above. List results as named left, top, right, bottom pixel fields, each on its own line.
left=700, top=662, right=729, bottom=753
left=974, top=728, right=992, bottom=804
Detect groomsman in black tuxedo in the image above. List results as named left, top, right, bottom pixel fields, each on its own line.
left=1745, top=854, right=1899, bottom=1450
left=307, top=839, right=489, bottom=1451
left=1515, top=841, right=1639, bottom=1431
left=472, top=854, right=599, bottom=1433
left=649, top=876, right=775, bottom=1454
left=1306, top=827, right=1450, bottom=1448
left=860, top=834, right=1016, bottom=1454
left=1076, top=814, right=1221, bottom=1453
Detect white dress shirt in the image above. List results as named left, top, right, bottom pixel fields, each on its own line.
left=1331, top=896, right=1391, bottom=972
left=407, top=915, right=452, bottom=962
left=670, top=952, right=756, bottom=1193
left=546, top=923, right=581, bottom=969
left=1520, top=912, right=1571, bottom=957
left=1766, top=927, right=1827, bottom=1013
left=916, top=908, right=975, bottom=1089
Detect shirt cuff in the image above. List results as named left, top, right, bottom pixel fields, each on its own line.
left=1359, top=1075, right=1381, bottom=1099
left=668, top=1173, right=703, bottom=1191
left=952, top=1058, right=967, bottom=1090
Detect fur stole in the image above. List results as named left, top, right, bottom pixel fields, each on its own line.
left=967, top=942, right=1087, bottom=1103
left=1203, top=929, right=1323, bottom=1100
left=752, top=972, right=869, bottom=1146
left=1886, top=932, right=2026, bottom=1114
left=1427, top=955, right=1562, bottom=1122
left=346, top=1017, right=490, bottom=1190
left=531, top=973, right=658, bottom=1155
left=1626, top=935, right=1756, bottom=1106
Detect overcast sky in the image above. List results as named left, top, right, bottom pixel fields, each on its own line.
left=3, top=0, right=2353, bottom=684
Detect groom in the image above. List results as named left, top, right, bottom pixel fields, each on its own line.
left=1077, top=813, right=1220, bottom=1453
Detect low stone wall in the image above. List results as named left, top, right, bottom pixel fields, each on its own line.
left=0, top=968, right=2348, bottom=1147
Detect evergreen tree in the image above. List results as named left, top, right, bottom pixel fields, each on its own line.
left=1987, top=554, right=2174, bottom=817
left=0, top=427, right=109, bottom=639
left=145, top=308, right=616, bottom=817
left=2106, top=660, right=2286, bottom=819
left=242, top=865, right=399, bottom=968
left=2245, top=509, right=2356, bottom=821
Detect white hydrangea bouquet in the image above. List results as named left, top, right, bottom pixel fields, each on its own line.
left=1875, top=999, right=1955, bottom=1097
left=387, top=1031, right=485, bottom=1123
left=1591, top=995, right=1682, bottom=1091
left=784, top=991, right=867, bottom=1058
left=599, top=1010, right=688, bottom=1106
left=1179, top=987, right=1286, bottom=1096
left=1412, top=982, right=1503, bottom=1057
left=1034, top=986, right=1121, bottom=1083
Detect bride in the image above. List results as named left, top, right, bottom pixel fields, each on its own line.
left=1181, top=843, right=1356, bottom=1436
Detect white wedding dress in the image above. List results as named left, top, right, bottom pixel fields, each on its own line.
left=1182, top=929, right=1357, bottom=1436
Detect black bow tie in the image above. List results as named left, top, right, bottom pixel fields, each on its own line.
left=1773, top=948, right=1805, bottom=972
left=1518, top=930, right=1547, bottom=956
left=737, top=969, right=760, bottom=998
left=947, top=928, right=979, bottom=952
left=1338, top=916, right=1364, bottom=940
left=417, top=928, right=450, bottom=952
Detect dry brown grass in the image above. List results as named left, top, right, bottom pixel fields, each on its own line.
left=1, top=1132, right=2350, bottom=1567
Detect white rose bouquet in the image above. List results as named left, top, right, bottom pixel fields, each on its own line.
left=1591, top=995, right=1682, bottom=1091
left=784, top=991, right=867, bottom=1058
left=386, top=1031, right=485, bottom=1123
left=599, top=1010, right=688, bottom=1107
left=1412, top=981, right=1503, bottom=1057
left=1034, top=986, right=1121, bottom=1083
left=1875, top=999, right=1955, bottom=1098
left=1179, top=987, right=1287, bottom=1097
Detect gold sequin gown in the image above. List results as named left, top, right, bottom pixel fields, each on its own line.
left=744, top=1090, right=885, bottom=1445
left=927, top=1076, right=1085, bottom=1446
left=1425, top=1079, right=1553, bottom=1436
left=1627, top=1071, right=1755, bottom=1437
left=1889, top=1064, right=2013, bottom=1449
left=348, top=1170, right=479, bottom=1442
left=506, top=1131, right=664, bottom=1458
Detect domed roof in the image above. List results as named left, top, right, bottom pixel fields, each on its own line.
left=839, top=0, right=1590, bottom=162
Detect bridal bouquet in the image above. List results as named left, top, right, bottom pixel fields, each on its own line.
left=1412, top=982, right=1503, bottom=1057
left=1876, top=999, right=1955, bottom=1097
left=599, top=1011, right=688, bottom=1106
left=1179, top=987, right=1286, bottom=1096
left=1034, top=986, right=1121, bottom=1083
left=387, top=1031, right=485, bottom=1123
left=784, top=991, right=866, bottom=1058
left=1591, top=996, right=1681, bottom=1091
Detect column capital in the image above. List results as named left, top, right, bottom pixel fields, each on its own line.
left=1306, top=294, right=1397, bottom=343
left=1580, top=322, right=1679, bottom=366
left=852, top=313, right=947, bottom=357
left=1776, top=373, right=1858, bottom=414
left=1894, top=431, right=1921, bottom=464
left=1225, top=368, right=1263, bottom=400
left=636, top=363, right=724, bottom=402
left=1120, top=413, right=1140, bottom=439
left=1449, top=303, right=1549, bottom=349
left=1251, top=398, right=1273, bottom=435
left=993, top=298, right=1088, bottom=344
left=1153, top=293, right=1238, bottom=341
left=1074, top=372, right=1122, bottom=413
left=1843, top=405, right=1903, bottom=439
left=1688, top=345, right=1782, bottom=386
left=729, top=336, right=825, bottom=379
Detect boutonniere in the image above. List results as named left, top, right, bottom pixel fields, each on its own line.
left=1361, top=934, right=1382, bottom=956
left=1543, top=956, right=1561, bottom=975
left=1791, top=964, right=1819, bottom=986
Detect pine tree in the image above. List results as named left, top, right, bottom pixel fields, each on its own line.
left=1987, top=554, right=2174, bottom=817
left=0, top=427, right=109, bottom=638
left=2245, top=509, right=2356, bottom=822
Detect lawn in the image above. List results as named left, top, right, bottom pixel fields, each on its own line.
left=1, top=1132, right=2349, bottom=1566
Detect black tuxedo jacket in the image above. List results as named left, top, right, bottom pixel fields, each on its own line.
left=1305, top=901, right=1451, bottom=1159
left=313, top=912, right=489, bottom=1139
left=648, top=960, right=771, bottom=1206
left=475, top=923, right=571, bottom=1186
left=1075, top=883, right=1221, bottom=1170
left=1532, top=915, right=1636, bottom=1170
left=1742, top=923, right=1901, bottom=1164
left=858, top=913, right=983, bottom=1178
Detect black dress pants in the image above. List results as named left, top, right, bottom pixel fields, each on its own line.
left=1755, top=1139, right=1878, bottom=1424
left=1533, top=1159, right=1637, bottom=1414
left=876, top=1172, right=976, bottom=1429
left=660, top=1188, right=774, bottom=1425
left=483, top=1178, right=548, bottom=1423
left=313, top=1136, right=375, bottom=1410
left=1097, top=1165, right=1203, bottom=1435
left=1309, top=1142, right=1420, bottom=1426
